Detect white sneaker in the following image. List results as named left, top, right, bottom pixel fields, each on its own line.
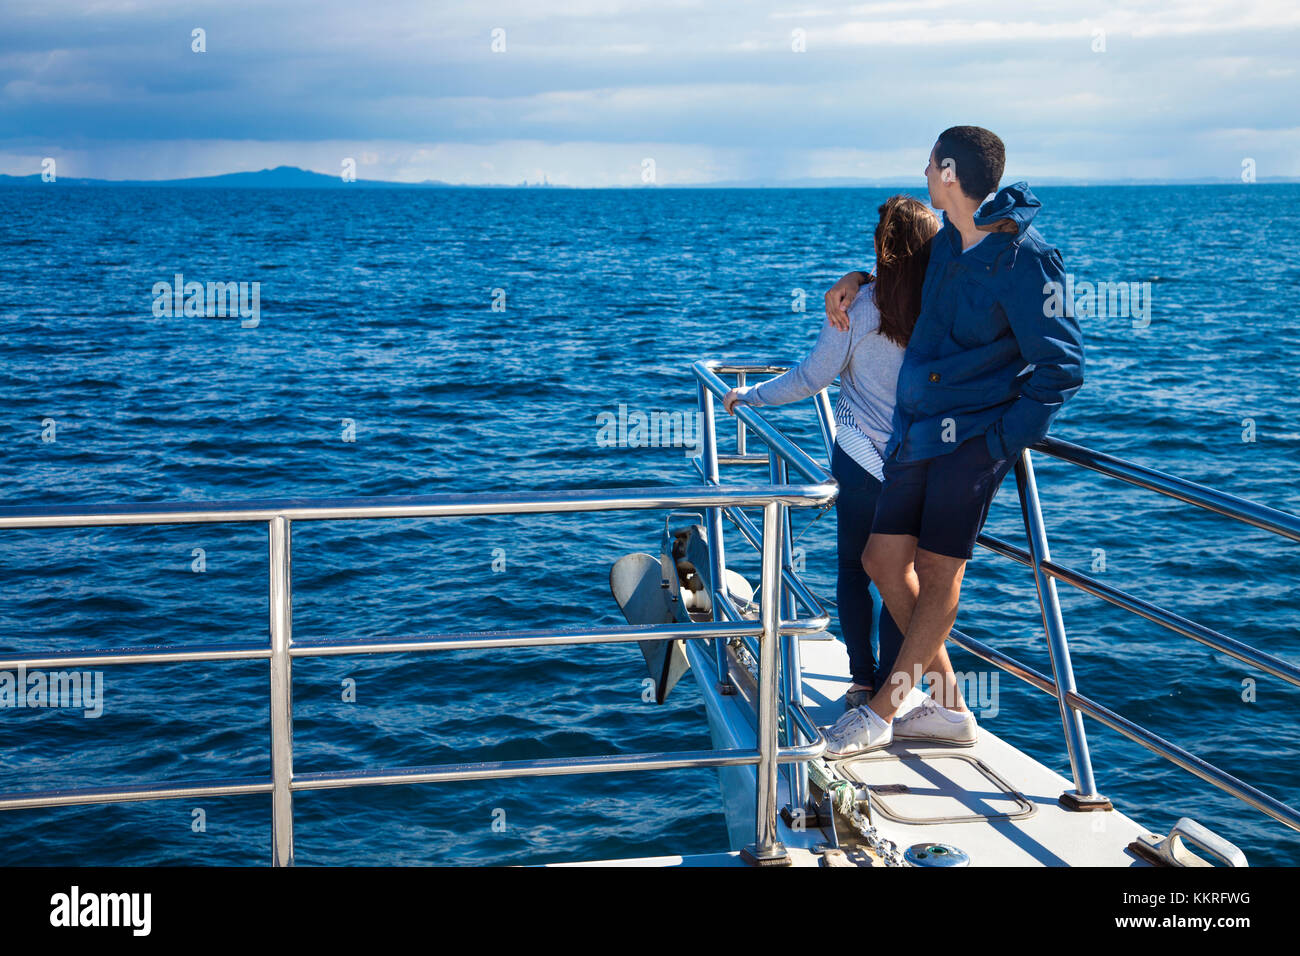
left=892, top=698, right=977, bottom=746
left=822, top=706, right=892, bottom=758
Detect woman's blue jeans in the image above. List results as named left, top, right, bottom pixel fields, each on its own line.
left=830, top=442, right=904, bottom=689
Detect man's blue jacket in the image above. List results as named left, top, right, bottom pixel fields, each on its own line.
left=884, top=183, right=1085, bottom=465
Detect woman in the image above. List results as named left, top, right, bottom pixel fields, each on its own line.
left=723, top=194, right=939, bottom=710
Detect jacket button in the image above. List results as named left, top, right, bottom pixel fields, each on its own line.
left=928, top=372, right=941, bottom=383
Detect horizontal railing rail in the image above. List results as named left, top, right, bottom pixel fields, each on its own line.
left=976, top=532, right=1300, bottom=688
left=0, top=484, right=834, bottom=528
left=1034, top=436, right=1300, bottom=543
left=0, top=621, right=757, bottom=672
left=0, top=483, right=832, bottom=866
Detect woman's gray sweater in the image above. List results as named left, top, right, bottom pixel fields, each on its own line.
left=734, top=282, right=904, bottom=479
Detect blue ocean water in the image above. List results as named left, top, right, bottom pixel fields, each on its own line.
left=0, top=184, right=1297, bottom=866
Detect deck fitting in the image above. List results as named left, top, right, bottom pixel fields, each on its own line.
left=1058, top=790, right=1113, bottom=812
left=781, top=801, right=831, bottom=830
left=740, top=843, right=792, bottom=867
left=780, top=806, right=832, bottom=832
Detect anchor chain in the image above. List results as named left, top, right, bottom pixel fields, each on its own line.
left=824, top=777, right=910, bottom=867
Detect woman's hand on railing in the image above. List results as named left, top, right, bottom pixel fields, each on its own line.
left=722, top=387, right=751, bottom=415
left=824, top=271, right=868, bottom=331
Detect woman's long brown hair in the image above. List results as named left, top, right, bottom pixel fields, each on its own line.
left=870, top=195, right=940, bottom=348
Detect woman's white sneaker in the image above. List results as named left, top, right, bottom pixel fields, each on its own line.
left=892, top=698, right=977, bottom=746
left=823, top=705, right=892, bottom=758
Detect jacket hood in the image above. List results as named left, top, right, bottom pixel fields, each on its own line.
left=973, top=182, right=1040, bottom=236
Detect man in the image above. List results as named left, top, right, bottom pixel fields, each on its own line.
left=820, top=126, right=1084, bottom=756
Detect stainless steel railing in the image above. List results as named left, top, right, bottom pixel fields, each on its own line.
left=695, top=359, right=1300, bottom=836
left=967, top=438, right=1300, bottom=830
left=0, top=483, right=834, bottom=866
left=694, top=361, right=839, bottom=817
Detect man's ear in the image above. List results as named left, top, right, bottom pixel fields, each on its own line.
left=940, top=157, right=957, bottom=185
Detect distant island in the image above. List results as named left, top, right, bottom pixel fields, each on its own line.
left=0, top=165, right=458, bottom=189
left=0, top=164, right=1296, bottom=189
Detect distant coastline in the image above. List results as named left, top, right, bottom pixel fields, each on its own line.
left=1, top=164, right=1296, bottom=189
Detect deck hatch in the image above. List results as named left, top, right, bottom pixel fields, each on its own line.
left=837, top=751, right=1037, bottom=825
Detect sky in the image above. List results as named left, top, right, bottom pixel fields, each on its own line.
left=1, top=0, right=1297, bottom=185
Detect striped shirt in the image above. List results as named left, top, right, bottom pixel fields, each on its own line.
left=832, top=396, right=888, bottom=481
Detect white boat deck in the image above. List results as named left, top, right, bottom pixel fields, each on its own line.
left=799, top=632, right=1153, bottom=866
left=566, top=629, right=1163, bottom=867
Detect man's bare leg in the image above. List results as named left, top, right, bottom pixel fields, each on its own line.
left=909, top=644, right=967, bottom=712
left=862, top=535, right=969, bottom=712
left=863, top=535, right=968, bottom=720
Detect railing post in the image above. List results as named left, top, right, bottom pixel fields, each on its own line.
left=768, top=452, right=809, bottom=817
left=735, top=370, right=747, bottom=457
left=268, top=515, right=296, bottom=865
left=742, top=501, right=791, bottom=866
left=1014, top=451, right=1111, bottom=812
left=813, top=388, right=837, bottom=466
left=697, top=380, right=734, bottom=694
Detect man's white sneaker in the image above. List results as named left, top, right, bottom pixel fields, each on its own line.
left=892, top=698, right=977, bottom=746
left=822, top=705, right=892, bottom=758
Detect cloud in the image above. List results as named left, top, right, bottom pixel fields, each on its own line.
left=1, top=0, right=1297, bottom=182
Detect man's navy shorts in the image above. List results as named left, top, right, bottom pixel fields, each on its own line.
left=869, top=435, right=1016, bottom=560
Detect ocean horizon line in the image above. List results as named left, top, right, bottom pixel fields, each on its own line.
left=2, top=164, right=1296, bottom=190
